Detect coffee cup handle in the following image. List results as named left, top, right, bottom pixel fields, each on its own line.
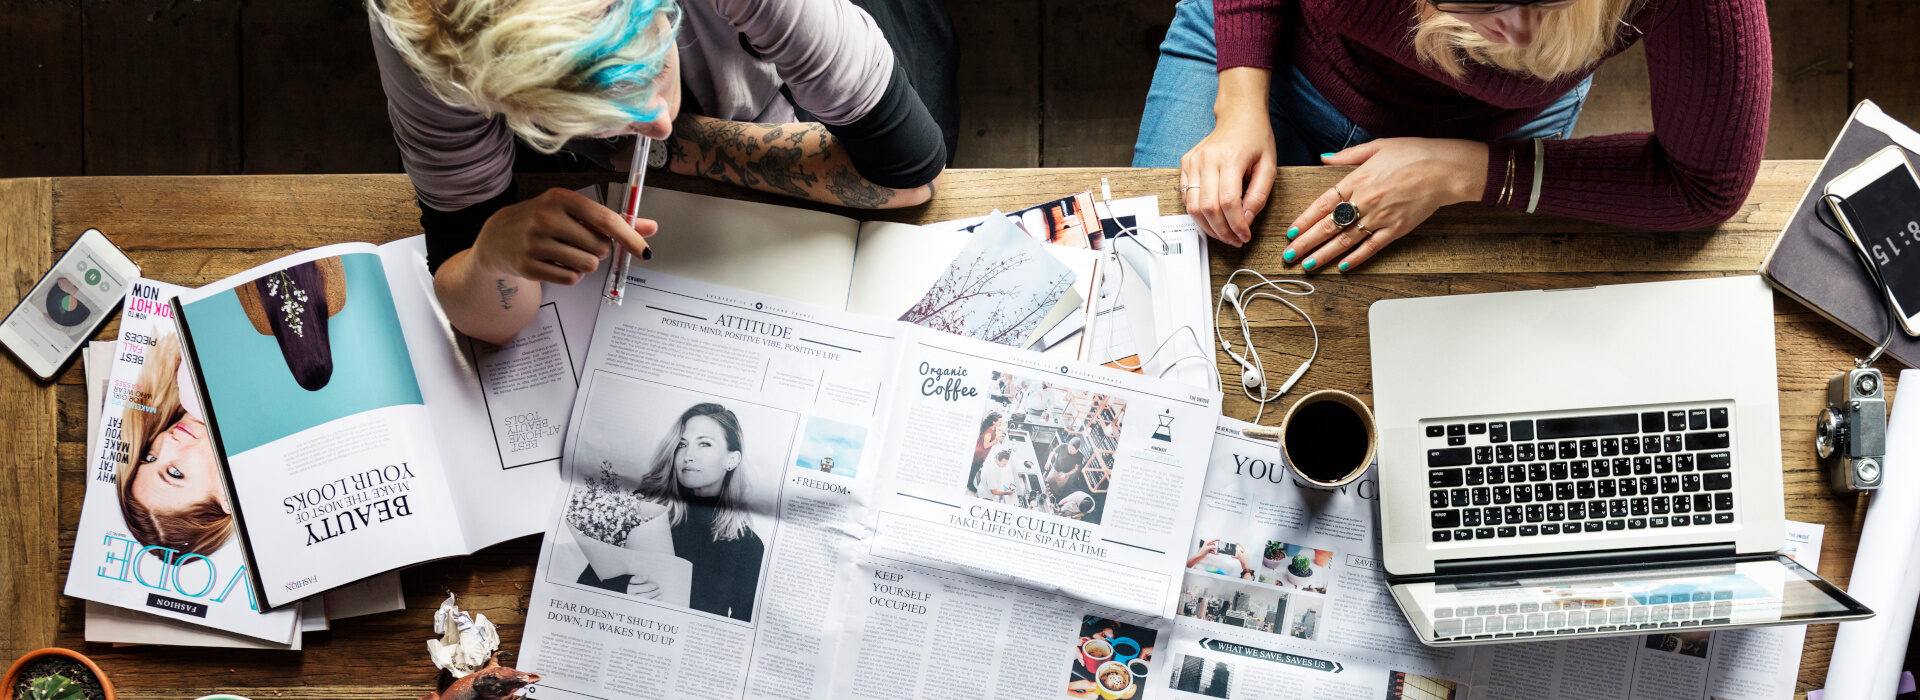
left=1242, top=425, right=1282, bottom=442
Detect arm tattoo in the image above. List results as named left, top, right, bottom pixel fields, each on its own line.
left=495, top=279, right=519, bottom=310
left=824, top=166, right=892, bottom=209
left=667, top=114, right=904, bottom=209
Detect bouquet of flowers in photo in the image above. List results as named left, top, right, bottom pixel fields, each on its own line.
left=561, top=461, right=688, bottom=603
left=565, top=461, right=656, bottom=547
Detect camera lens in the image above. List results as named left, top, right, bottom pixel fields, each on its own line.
left=1816, top=408, right=1844, bottom=460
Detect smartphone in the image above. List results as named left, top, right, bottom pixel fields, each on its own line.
left=1825, top=146, right=1920, bottom=336
left=1218, top=542, right=1237, bottom=556
left=0, top=229, right=140, bottom=379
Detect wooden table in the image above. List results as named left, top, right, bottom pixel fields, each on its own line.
left=0, top=164, right=1895, bottom=698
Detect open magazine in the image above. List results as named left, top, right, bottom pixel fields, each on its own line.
left=163, top=237, right=602, bottom=610
left=515, top=271, right=1222, bottom=699
left=629, top=187, right=1099, bottom=355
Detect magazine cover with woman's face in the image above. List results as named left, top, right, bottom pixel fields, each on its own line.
left=548, top=374, right=799, bottom=624
left=63, top=279, right=301, bottom=644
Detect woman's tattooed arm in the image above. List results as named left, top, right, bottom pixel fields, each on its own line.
left=662, top=114, right=934, bottom=209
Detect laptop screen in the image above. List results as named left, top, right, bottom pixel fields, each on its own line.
left=1391, top=554, right=1871, bottom=644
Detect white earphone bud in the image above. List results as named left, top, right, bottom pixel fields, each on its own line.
left=1215, top=270, right=1319, bottom=423
left=1218, top=283, right=1265, bottom=389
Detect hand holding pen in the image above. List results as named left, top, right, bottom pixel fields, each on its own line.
left=603, top=136, right=654, bottom=305
left=466, top=185, right=653, bottom=288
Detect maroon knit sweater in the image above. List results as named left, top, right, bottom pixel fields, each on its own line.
left=1215, top=0, right=1771, bottom=230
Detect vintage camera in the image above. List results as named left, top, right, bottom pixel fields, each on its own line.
left=1816, top=367, right=1886, bottom=493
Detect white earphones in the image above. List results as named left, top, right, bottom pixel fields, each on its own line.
left=1215, top=270, right=1318, bottom=423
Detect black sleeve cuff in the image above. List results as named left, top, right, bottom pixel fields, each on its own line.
left=820, top=66, right=946, bottom=189
left=421, top=181, right=519, bottom=275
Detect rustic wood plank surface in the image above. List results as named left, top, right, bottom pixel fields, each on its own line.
left=1852, top=0, right=1920, bottom=127
left=0, top=0, right=82, bottom=178
left=0, top=178, right=60, bottom=661
left=948, top=0, right=1042, bottom=168
left=1037, top=0, right=1167, bottom=166
left=0, top=163, right=1895, bottom=699
left=1763, top=0, right=1851, bottom=159
left=81, top=0, right=243, bottom=176
left=239, top=0, right=398, bottom=175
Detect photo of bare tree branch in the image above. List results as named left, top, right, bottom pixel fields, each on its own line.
left=900, top=215, right=1078, bottom=347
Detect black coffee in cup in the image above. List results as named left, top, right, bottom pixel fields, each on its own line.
left=1277, top=390, right=1376, bottom=488
left=1285, top=401, right=1368, bottom=481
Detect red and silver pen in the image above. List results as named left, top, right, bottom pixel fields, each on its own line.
left=602, top=136, right=653, bottom=306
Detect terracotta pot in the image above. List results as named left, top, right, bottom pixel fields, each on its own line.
left=3, top=648, right=116, bottom=700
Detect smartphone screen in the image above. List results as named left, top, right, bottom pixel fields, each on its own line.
left=1842, top=165, right=1920, bottom=318
left=0, top=229, right=139, bottom=377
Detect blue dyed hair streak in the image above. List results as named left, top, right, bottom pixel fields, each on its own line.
left=573, top=0, right=679, bottom=121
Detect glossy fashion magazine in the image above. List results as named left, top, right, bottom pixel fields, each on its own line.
left=63, top=279, right=302, bottom=643
left=166, top=236, right=604, bottom=611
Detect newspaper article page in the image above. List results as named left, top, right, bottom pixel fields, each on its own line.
left=865, top=325, right=1221, bottom=618
left=1463, top=521, right=1824, bottom=700
left=831, top=556, right=1177, bottom=699
left=518, top=272, right=904, bottom=700
left=1161, top=419, right=1474, bottom=700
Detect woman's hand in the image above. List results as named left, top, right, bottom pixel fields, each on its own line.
left=1281, top=138, right=1489, bottom=272
left=1183, top=67, right=1276, bottom=247
left=625, top=572, right=663, bottom=599
left=471, top=188, right=654, bottom=286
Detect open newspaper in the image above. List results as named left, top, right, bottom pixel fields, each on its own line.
left=517, top=271, right=1222, bottom=699
left=1163, top=419, right=1475, bottom=698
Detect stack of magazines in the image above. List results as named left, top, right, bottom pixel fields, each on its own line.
left=71, top=279, right=405, bottom=649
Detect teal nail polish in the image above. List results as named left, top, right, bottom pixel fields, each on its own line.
left=1319, top=153, right=1336, bottom=159
left=1303, top=258, right=1317, bottom=271
left=1286, top=226, right=1299, bottom=240
left=1283, top=249, right=1297, bottom=263
left=1338, top=262, right=1350, bottom=272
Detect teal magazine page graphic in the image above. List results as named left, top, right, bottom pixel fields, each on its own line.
left=181, top=253, right=425, bottom=455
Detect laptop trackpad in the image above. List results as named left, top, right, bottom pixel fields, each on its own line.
left=1391, top=554, right=1872, bottom=645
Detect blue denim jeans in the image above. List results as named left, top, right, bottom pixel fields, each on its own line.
left=1131, top=0, right=1592, bottom=167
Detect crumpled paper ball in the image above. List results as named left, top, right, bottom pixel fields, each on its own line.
left=427, top=593, right=500, bottom=678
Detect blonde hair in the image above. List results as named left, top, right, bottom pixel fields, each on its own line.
left=1410, top=0, right=1639, bottom=82
left=369, top=0, right=680, bottom=152
left=117, top=334, right=235, bottom=558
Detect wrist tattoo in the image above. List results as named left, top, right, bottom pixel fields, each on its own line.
left=495, top=279, right=519, bottom=310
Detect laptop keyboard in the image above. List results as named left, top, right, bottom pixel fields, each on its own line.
left=1423, top=403, right=1736, bottom=543
left=1431, top=591, right=1737, bottom=641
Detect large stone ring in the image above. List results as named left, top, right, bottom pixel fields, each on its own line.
left=1332, top=200, right=1360, bottom=228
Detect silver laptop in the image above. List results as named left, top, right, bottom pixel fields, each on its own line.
left=1369, top=276, right=1871, bottom=646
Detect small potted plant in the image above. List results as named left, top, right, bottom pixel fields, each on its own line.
left=1261, top=541, right=1285, bottom=569
left=1284, top=551, right=1317, bottom=588
left=4, top=648, right=114, bottom=700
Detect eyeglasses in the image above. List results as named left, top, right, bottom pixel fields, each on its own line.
left=1428, top=0, right=1577, bottom=14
